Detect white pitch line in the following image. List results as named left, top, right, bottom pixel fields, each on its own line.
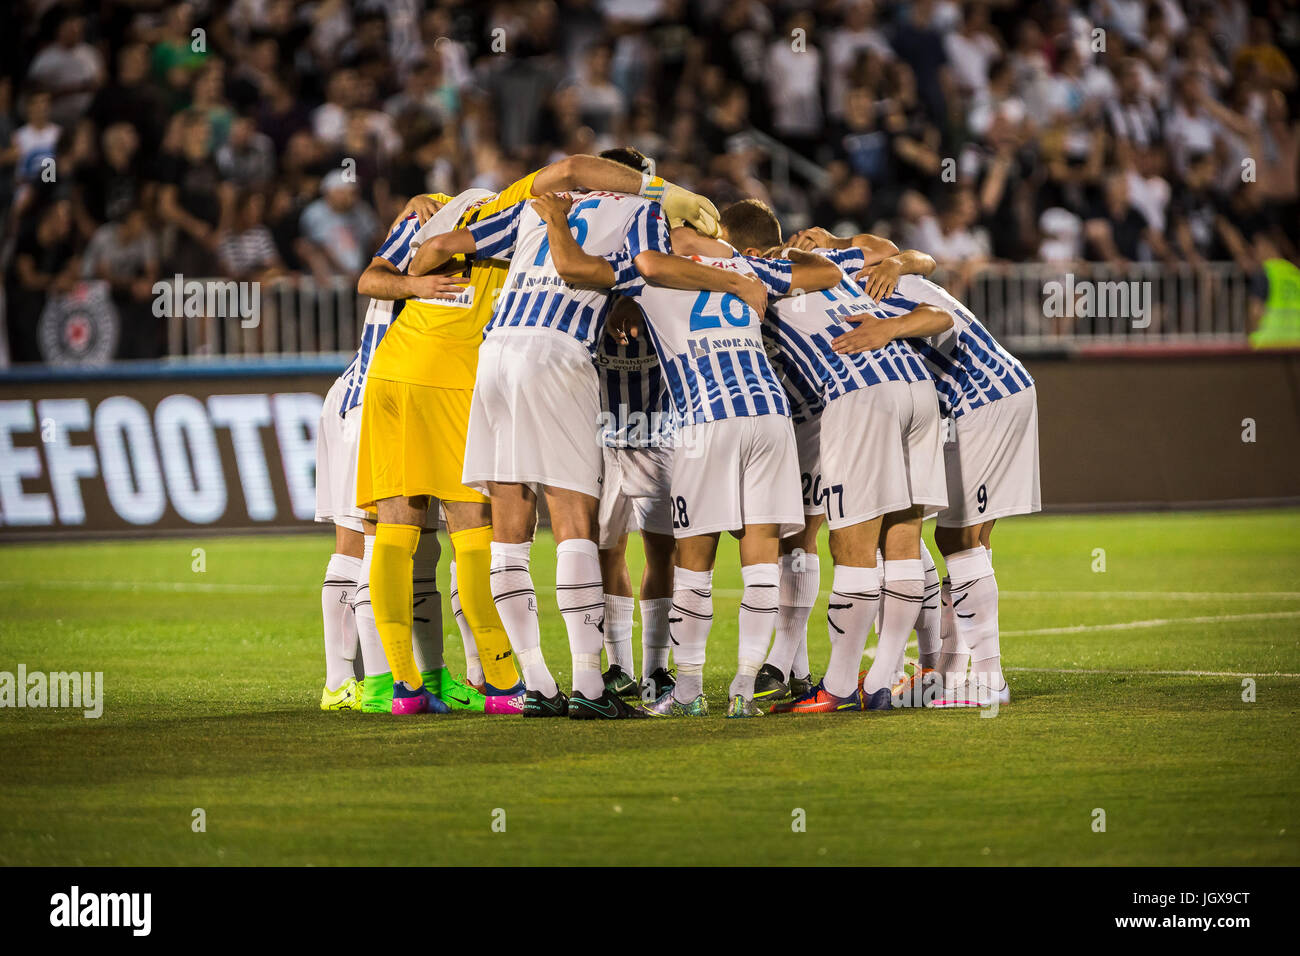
left=1001, top=610, right=1300, bottom=637
left=0, top=579, right=305, bottom=594
left=713, top=588, right=1300, bottom=600
left=1006, top=666, right=1300, bottom=678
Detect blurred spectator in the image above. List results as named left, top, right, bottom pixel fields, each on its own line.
left=7, top=198, right=81, bottom=361
left=26, top=10, right=104, bottom=128
left=296, top=170, right=379, bottom=282
left=217, top=116, right=276, bottom=188
left=218, top=190, right=284, bottom=281
left=81, top=202, right=162, bottom=358
left=0, top=0, right=1296, bottom=363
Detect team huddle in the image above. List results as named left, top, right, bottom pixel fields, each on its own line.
left=312, top=147, right=1040, bottom=719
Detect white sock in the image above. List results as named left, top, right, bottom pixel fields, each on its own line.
left=947, top=547, right=1003, bottom=689
left=640, top=596, right=673, bottom=675
left=490, top=540, right=556, bottom=696
left=449, top=561, right=484, bottom=687
left=411, top=532, right=443, bottom=674
left=671, top=567, right=713, bottom=703
left=936, top=576, right=967, bottom=680
left=732, top=562, right=779, bottom=700
left=916, top=541, right=942, bottom=669
left=322, top=553, right=362, bottom=689
left=603, top=594, right=635, bottom=676
left=766, top=552, right=819, bottom=679
left=556, top=538, right=606, bottom=699
left=824, top=564, right=881, bottom=698
left=353, top=536, right=389, bottom=680
left=872, top=548, right=885, bottom=636
left=866, top=559, right=925, bottom=693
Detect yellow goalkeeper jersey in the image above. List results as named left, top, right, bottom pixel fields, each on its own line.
left=367, top=172, right=539, bottom=389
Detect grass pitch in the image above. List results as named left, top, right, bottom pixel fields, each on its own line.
left=1, top=509, right=1297, bottom=866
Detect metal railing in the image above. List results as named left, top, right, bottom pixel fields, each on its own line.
left=932, top=262, right=1252, bottom=350
left=165, top=276, right=368, bottom=359
left=158, top=263, right=1255, bottom=361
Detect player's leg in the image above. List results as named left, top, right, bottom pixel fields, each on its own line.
left=759, top=517, right=822, bottom=701
left=444, top=498, right=525, bottom=708
left=320, top=522, right=364, bottom=710
left=596, top=448, right=638, bottom=693
left=353, top=518, right=396, bottom=712
left=730, top=523, right=782, bottom=714
left=547, top=485, right=643, bottom=718
left=448, top=560, right=482, bottom=689
left=776, top=516, right=883, bottom=713
left=370, top=494, right=451, bottom=714
left=638, top=530, right=677, bottom=699
left=870, top=506, right=928, bottom=704
left=644, top=531, right=719, bottom=715
left=597, top=536, right=638, bottom=695
left=486, top=481, right=564, bottom=714
left=934, top=520, right=1002, bottom=705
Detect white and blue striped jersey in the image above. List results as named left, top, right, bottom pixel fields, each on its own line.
left=468, top=191, right=669, bottom=352
left=335, top=213, right=421, bottom=416
left=876, top=275, right=1034, bottom=419
left=596, top=325, right=674, bottom=448
left=607, top=252, right=792, bottom=426
left=761, top=251, right=931, bottom=416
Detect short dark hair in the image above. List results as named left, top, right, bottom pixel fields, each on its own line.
left=721, top=199, right=781, bottom=251
left=599, top=146, right=652, bottom=173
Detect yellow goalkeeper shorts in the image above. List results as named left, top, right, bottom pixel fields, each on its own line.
left=356, top=377, right=488, bottom=508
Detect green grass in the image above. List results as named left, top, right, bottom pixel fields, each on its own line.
left=1, top=510, right=1298, bottom=866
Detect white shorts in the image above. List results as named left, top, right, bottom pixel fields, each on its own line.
left=597, top=444, right=675, bottom=549
left=937, top=385, right=1041, bottom=528
left=464, top=331, right=603, bottom=499
left=793, top=416, right=824, bottom=517
left=314, top=376, right=367, bottom=533
left=670, top=414, right=804, bottom=539
left=818, top=380, right=948, bottom=530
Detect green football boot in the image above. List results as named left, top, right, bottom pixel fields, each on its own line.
left=424, top=668, right=486, bottom=713
left=360, top=671, right=394, bottom=713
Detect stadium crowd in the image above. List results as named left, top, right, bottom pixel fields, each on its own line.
left=2, top=0, right=1298, bottom=362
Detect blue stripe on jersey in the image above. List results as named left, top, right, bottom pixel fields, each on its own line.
left=882, top=290, right=1033, bottom=419
left=735, top=350, right=771, bottom=416
left=468, top=203, right=523, bottom=260
left=818, top=246, right=867, bottom=274
left=376, top=216, right=419, bottom=265
left=743, top=256, right=793, bottom=296
left=337, top=298, right=404, bottom=416
left=626, top=203, right=671, bottom=258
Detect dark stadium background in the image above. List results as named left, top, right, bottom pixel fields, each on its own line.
left=0, top=0, right=1297, bottom=534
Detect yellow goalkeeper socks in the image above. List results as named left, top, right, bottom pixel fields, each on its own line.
left=371, top=523, right=423, bottom=689
left=450, top=524, right=520, bottom=690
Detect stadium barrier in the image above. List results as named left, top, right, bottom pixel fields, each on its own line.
left=1, top=351, right=1296, bottom=539
left=151, top=264, right=1259, bottom=363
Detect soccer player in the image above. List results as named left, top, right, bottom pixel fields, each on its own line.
left=751, top=228, right=923, bottom=703
left=540, top=196, right=845, bottom=717
left=595, top=296, right=678, bottom=701
left=838, top=274, right=1041, bottom=707
left=775, top=227, right=946, bottom=706
left=399, top=151, right=722, bottom=717
left=314, top=193, right=466, bottom=711
left=752, top=232, right=953, bottom=713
